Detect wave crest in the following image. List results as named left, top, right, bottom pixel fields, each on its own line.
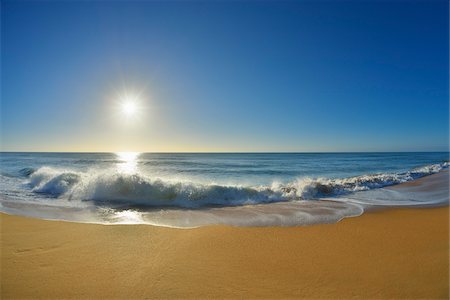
left=27, top=162, right=448, bottom=208
left=30, top=167, right=81, bottom=196
left=73, top=174, right=274, bottom=207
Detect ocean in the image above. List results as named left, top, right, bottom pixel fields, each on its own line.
left=0, top=152, right=448, bottom=227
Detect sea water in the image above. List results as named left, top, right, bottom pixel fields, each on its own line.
left=0, top=152, right=448, bottom=227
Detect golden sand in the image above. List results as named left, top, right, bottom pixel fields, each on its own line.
left=1, top=205, right=448, bottom=299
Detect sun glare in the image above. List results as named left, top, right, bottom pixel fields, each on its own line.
left=116, top=152, right=140, bottom=173
left=116, top=151, right=139, bottom=162
left=112, top=88, right=148, bottom=124
left=121, top=100, right=137, bottom=116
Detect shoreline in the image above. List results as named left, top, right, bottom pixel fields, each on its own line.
left=1, top=169, right=449, bottom=298
left=2, top=205, right=449, bottom=299
left=1, top=169, right=447, bottom=228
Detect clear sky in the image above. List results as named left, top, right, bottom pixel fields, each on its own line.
left=1, top=0, right=448, bottom=152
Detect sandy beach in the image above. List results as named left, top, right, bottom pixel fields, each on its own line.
left=3, top=0, right=448, bottom=298
left=1, top=203, right=448, bottom=299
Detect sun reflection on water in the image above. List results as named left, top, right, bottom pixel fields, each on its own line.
left=115, top=152, right=140, bottom=174
left=113, top=210, right=144, bottom=224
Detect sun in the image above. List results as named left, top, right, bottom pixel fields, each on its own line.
left=112, top=89, right=147, bottom=122
left=121, top=100, right=137, bottom=116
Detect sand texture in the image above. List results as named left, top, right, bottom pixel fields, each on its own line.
left=1, top=204, right=449, bottom=299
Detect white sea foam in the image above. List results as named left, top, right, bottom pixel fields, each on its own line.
left=0, top=161, right=447, bottom=228
left=24, top=162, right=448, bottom=208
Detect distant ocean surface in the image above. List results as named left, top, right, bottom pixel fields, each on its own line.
left=0, top=152, right=448, bottom=227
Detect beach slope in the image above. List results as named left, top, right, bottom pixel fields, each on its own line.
left=1, top=204, right=449, bottom=299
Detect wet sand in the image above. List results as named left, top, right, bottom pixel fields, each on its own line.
left=389, top=169, right=448, bottom=191
left=2, top=171, right=449, bottom=299
left=1, top=203, right=449, bottom=299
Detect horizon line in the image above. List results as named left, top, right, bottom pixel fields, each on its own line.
left=1, top=151, right=449, bottom=154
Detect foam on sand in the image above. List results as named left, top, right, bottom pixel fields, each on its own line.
left=0, top=163, right=447, bottom=228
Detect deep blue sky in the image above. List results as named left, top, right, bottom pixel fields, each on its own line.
left=1, top=0, right=448, bottom=152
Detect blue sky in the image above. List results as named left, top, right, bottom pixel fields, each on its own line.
left=1, top=0, right=448, bottom=152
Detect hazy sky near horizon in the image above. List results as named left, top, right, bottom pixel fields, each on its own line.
left=1, top=0, right=448, bottom=152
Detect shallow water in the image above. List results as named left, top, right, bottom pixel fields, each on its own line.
left=0, top=152, right=448, bottom=227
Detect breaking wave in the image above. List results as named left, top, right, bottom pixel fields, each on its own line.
left=25, top=162, right=449, bottom=208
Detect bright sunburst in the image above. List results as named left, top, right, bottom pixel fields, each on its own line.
left=113, top=90, right=146, bottom=122
left=121, top=100, right=137, bottom=117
